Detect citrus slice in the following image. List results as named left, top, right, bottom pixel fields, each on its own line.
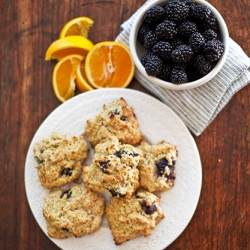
left=76, top=60, right=94, bottom=92
left=45, top=36, right=94, bottom=61
left=59, top=17, right=94, bottom=38
left=85, top=41, right=135, bottom=88
left=52, top=54, right=83, bottom=102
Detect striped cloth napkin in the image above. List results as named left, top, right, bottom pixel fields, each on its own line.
left=115, top=0, right=250, bottom=136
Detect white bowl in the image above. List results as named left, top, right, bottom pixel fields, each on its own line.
left=129, top=0, right=229, bottom=90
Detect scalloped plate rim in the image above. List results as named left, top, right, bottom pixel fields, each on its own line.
left=24, top=88, right=202, bottom=250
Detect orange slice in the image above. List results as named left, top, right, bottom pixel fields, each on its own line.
left=52, top=54, right=83, bottom=102
left=45, top=36, right=94, bottom=61
left=85, top=41, right=135, bottom=88
left=59, top=17, right=94, bottom=38
left=76, top=59, right=94, bottom=92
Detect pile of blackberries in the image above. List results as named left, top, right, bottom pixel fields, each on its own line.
left=138, top=0, right=224, bottom=84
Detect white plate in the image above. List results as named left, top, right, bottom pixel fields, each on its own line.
left=25, top=88, right=202, bottom=250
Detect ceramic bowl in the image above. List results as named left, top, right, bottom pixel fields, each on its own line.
left=129, top=0, right=229, bottom=90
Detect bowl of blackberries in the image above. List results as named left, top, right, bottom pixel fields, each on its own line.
left=129, top=0, right=229, bottom=90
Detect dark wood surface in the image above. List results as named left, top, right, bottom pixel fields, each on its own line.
left=1, top=0, right=250, bottom=249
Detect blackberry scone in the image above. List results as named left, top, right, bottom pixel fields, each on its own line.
left=43, top=185, right=105, bottom=238
left=34, top=133, right=89, bottom=189
left=106, top=188, right=164, bottom=245
left=137, top=140, right=177, bottom=192
left=82, top=135, right=144, bottom=199
left=84, top=97, right=143, bottom=147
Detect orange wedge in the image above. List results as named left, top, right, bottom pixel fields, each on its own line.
left=52, top=54, right=83, bottom=102
left=85, top=41, right=135, bottom=88
left=76, top=59, right=94, bottom=92
left=59, top=17, right=94, bottom=38
left=45, top=36, right=94, bottom=61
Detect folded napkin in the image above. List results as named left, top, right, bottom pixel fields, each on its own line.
left=115, top=0, right=250, bottom=136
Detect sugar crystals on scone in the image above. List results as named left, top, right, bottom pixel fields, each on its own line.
left=137, top=140, right=177, bottom=192
left=42, top=185, right=105, bottom=238
left=84, top=97, right=143, bottom=147
left=82, top=135, right=144, bottom=199
left=106, top=188, right=164, bottom=245
left=34, top=133, right=89, bottom=189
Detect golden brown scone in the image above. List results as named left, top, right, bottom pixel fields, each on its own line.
left=34, top=133, right=89, bottom=189
left=82, top=135, right=144, bottom=199
left=42, top=185, right=105, bottom=238
left=84, top=97, right=143, bottom=147
left=106, top=188, right=164, bottom=245
left=137, top=141, right=177, bottom=192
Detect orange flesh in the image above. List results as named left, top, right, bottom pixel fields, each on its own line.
left=64, top=22, right=89, bottom=37
left=65, top=23, right=82, bottom=36
left=87, top=45, right=134, bottom=87
left=55, top=58, right=78, bottom=97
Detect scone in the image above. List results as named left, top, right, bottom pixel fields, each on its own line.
left=43, top=185, right=105, bottom=238
left=106, top=188, right=164, bottom=245
left=84, top=97, right=143, bottom=147
left=82, top=135, right=143, bottom=199
left=34, top=133, right=89, bottom=189
left=137, top=141, right=177, bottom=192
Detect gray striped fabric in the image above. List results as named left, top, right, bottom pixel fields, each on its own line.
left=116, top=0, right=250, bottom=136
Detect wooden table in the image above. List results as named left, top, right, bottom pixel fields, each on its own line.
left=1, top=0, right=250, bottom=249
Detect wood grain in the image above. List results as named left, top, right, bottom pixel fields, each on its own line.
left=0, top=0, right=250, bottom=249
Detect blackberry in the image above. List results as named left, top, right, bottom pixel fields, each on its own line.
left=109, top=189, right=121, bottom=197
left=141, top=200, right=157, bottom=215
left=189, top=32, right=205, bottom=54
left=120, top=115, right=127, bottom=121
left=190, top=5, right=212, bottom=21
left=164, top=1, right=189, bottom=22
left=184, top=0, right=196, bottom=8
left=171, top=45, right=193, bottom=63
left=143, top=31, right=159, bottom=50
left=111, top=109, right=120, bottom=115
left=178, top=21, right=198, bottom=39
left=152, top=41, right=172, bottom=60
left=203, top=29, right=217, bottom=42
left=193, top=54, right=212, bottom=75
left=157, top=63, right=171, bottom=81
left=203, top=39, right=224, bottom=62
left=155, top=20, right=178, bottom=40
left=156, top=158, right=169, bottom=175
left=172, top=63, right=186, bottom=72
left=99, top=161, right=110, bottom=173
left=170, top=66, right=188, bottom=84
left=138, top=23, right=151, bottom=45
left=114, top=150, right=122, bottom=158
left=204, top=13, right=219, bottom=31
left=60, top=189, right=72, bottom=199
left=143, top=6, right=165, bottom=25
left=170, top=36, right=185, bottom=49
left=187, top=66, right=202, bottom=81
left=167, top=171, right=176, bottom=181
left=145, top=54, right=163, bottom=76
left=140, top=52, right=154, bottom=66
left=61, top=168, right=73, bottom=176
